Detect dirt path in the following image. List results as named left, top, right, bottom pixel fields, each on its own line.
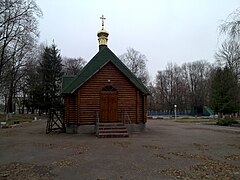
left=0, top=119, right=239, bottom=179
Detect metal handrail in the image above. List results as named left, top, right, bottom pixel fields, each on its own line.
left=122, top=110, right=131, bottom=124
left=95, top=111, right=99, bottom=134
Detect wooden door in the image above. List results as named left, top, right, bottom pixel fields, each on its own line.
left=100, top=86, right=118, bottom=122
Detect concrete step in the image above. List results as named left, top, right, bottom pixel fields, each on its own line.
left=96, top=122, right=129, bottom=138
left=98, top=123, right=124, bottom=126
left=98, top=132, right=129, bottom=138
left=98, top=126, right=126, bottom=129
left=98, top=128, right=127, bottom=132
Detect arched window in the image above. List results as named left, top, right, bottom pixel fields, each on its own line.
left=102, top=85, right=116, bottom=91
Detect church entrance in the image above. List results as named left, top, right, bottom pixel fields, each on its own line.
left=100, top=85, right=118, bottom=122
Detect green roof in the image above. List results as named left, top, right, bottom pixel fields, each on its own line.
left=62, top=75, right=75, bottom=90
left=61, top=46, right=150, bottom=95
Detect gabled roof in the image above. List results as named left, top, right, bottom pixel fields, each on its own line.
left=61, top=46, right=150, bottom=95
left=62, top=75, right=75, bottom=90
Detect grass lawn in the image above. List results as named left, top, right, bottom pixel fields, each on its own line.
left=176, top=118, right=217, bottom=123
left=0, top=114, right=38, bottom=125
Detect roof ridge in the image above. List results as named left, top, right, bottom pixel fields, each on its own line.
left=61, top=47, right=150, bottom=95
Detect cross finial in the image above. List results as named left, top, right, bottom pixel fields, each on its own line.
left=100, top=15, right=106, bottom=28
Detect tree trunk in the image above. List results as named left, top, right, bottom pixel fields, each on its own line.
left=38, top=108, right=42, bottom=116
left=21, top=104, right=24, bottom=114
left=7, top=89, right=13, bottom=113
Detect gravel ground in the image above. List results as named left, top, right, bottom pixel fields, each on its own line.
left=0, top=119, right=239, bottom=180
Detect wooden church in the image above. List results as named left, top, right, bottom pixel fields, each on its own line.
left=61, top=16, right=150, bottom=136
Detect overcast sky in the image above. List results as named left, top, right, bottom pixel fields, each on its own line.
left=36, top=0, right=239, bottom=79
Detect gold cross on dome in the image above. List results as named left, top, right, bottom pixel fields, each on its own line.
left=100, top=15, right=106, bottom=27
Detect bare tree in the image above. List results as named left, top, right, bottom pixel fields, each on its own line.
left=220, top=8, right=240, bottom=40
left=0, top=0, right=42, bottom=113
left=147, top=82, right=158, bottom=112
left=215, top=40, right=240, bottom=80
left=153, top=61, right=212, bottom=115
left=0, top=0, right=42, bottom=80
left=119, top=48, right=149, bottom=85
left=181, top=60, right=212, bottom=115
left=155, top=63, right=186, bottom=113
left=62, top=57, right=86, bottom=75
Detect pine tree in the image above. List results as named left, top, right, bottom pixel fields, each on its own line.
left=24, top=59, right=43, bottom=114
left=39, top=43, right=63, bottom=111
left=210, top=67, right=239, bottom=115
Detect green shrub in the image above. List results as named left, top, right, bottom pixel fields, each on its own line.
left=0, top=114, right=4, bottom=121
left=216, top=117, right=239, bottom=126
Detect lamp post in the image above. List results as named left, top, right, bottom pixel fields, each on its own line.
left=174, top=104, right=177, bottom=121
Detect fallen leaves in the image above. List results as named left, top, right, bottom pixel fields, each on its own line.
left=142, top=144, right=162, bottom=150
left=161, top=151, right=240, bottom=179
left=0, top=162, right=55, bottom=180
left=51, top=159, right=79, bottom=168
left=160, top=168, right=190, bottom=179
left=192, top=143, right=208, bottom=152
left=189, top=158, right=240, bottom=179
left=67, top=145, right=89, bottom=156
left=225, top=154, right=240, bottom=161
left=33, top=142, right=89, bottom=157
left=167, top=151, right=209, bottom=160
left=112, top=141, right=131, bottom=148
left=154, top=154, right=171, bottom=160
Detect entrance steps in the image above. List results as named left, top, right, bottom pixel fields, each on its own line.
left=96, top=122, right=129, bottom=138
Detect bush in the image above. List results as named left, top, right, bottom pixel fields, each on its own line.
left=0, top=114, right=4, bottom=121
left=216, top=117, right=239, bottom=126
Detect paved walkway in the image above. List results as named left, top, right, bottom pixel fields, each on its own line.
left=0, top=119, right=239, bottom=179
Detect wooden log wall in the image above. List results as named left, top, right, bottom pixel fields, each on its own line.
left=139, top=93, right=144, bottom=123
left=64, top=94, right=77, bottom=124
left=64, top=62, right=146, bottom=125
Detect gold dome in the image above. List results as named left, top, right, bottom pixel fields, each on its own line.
left=97, top=28, right=109, bottom=36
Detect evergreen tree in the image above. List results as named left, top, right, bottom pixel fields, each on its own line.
left=210, top=67, right=239, bottom=115
left=39, top=43, right=63, bottom=112
left=24, top=59, right=42, bottom=114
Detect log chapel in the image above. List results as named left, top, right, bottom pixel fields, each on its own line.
left=61, top=16, right=150, bottom=134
